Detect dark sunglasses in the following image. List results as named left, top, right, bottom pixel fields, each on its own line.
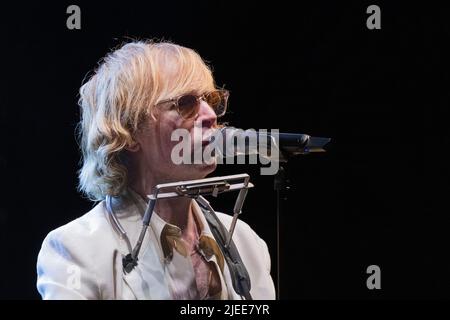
left=155, top=89, right=229, bottom=119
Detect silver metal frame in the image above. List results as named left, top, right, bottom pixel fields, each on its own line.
left=124, top=173, right=254, bottom=272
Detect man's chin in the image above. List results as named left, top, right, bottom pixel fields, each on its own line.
left=197, top=161, right=217, bottom=173
left=187, top=161, right=217, bottom=178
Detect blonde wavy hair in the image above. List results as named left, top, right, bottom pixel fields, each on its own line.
left=77, top=40, right=216, bottom=201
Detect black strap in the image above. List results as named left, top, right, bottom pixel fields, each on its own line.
left=199, top=204, right=253, bottom=300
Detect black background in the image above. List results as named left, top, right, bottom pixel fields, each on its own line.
left=1, top=1, right=449, bottom=299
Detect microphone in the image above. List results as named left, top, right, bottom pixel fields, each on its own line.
left=209, top=126, right=331, bottom=161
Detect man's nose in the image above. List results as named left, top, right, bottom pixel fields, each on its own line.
left=196, top=100, right=217, bottom=128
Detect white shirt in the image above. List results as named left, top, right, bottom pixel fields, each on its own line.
left=148, top=199, right=229, bottom=299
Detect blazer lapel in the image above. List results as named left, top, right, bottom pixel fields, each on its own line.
left=111, top=191, right=171, bottom=300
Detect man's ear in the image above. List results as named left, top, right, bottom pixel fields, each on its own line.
left=125, top=140, right=140, bottom=152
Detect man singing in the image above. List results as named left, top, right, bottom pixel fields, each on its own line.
left=36, top=40, right=275, bottom=300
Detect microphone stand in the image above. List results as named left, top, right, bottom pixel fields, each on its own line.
left=274, top=164, right=288, bottom=300
left=272, top=137, right=330, bottom=299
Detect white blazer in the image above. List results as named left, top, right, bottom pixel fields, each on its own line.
left=36, top=196, right=276, bottom=300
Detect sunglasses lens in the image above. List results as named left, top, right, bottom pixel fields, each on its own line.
left=177, top=94, right=199, bottom=119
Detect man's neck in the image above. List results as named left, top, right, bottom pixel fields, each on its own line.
left=131, top=182, right=199, bottom=245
